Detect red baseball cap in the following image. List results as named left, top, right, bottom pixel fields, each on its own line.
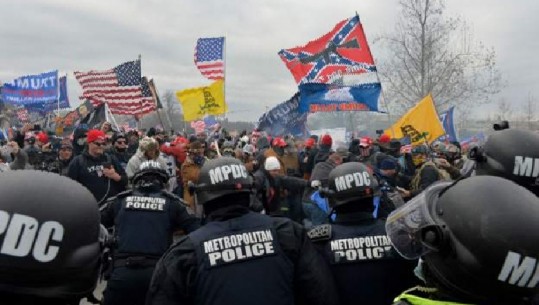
left=272, top=137, right=287, bottom=147
left=86, top=129, right=106, bottom=143
left=36, top=132, right=49, bottom=144
left=378, top=134, right=391, bottom=144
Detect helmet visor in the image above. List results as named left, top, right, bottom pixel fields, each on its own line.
left=386, top=186, right=440, bottom=259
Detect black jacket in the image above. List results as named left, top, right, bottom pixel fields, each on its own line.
left=67, top=151, right=128, bottom=203
left=253, top=170, right=308, bottom=215
left=309, top=212, right=418, bottom=305
left=101, top=189, right=200, bottom=257
left=146, top=206, right=339, bottom=305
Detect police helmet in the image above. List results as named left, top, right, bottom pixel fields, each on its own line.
left=326, top=162, right=378, bottom=208
left=0, top=171, right=104, bottom=301
left=132, top=160, right=169, bottom=189
left=473, top=129, right=539, bottom=196
left=386, top=176, right=539, bottom=304
left=193, top=157, right=253, bottom=206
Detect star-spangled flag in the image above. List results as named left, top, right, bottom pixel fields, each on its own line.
left=278, top=15, right=377, bottom=85
left=195, top=37, right=225, bottom=80
left=74, top=60, right=152, bottom=115
left=141, top=76, right=157, bottom=115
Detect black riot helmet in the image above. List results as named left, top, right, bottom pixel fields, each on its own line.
left=472, top=129, right=539, bottom=196
left=192, top=157, right=253, bottom=208
left=326, top=162, right=378, bottom=208
left=0, top=171, right=104, bottom=303
left=132, top=160, right=169, bottom=191
left=387, top=176, right=539, bottom=304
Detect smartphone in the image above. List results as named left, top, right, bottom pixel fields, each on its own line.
left=103, top=162, right=112, bottom=169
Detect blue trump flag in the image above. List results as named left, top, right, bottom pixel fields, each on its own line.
left=1, top=71, right=59, bottom=109
left=438, top=106, right=458, bottom=142
left=298, top=82, right=381, bottom=113
left=58, top=76, right=70, bottom=109
left=257, top=93, right=309, bottom=137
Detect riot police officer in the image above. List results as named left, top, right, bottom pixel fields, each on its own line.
left=308, top=162, right=418, bottom=305
left=0, top=170, right=106, bottom=305
left=468, top=128, right=539, bottom=196
left=387, top=176, right=539, bottom=305
left=146, top=157, right=339, bottom=305
left=100, top=160, right=200, bottom=305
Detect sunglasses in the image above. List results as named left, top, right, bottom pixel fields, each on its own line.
left=92, top=142, right=106, bottom=147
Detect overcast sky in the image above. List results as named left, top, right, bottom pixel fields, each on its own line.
left=1, top=0, right=538, bottom=122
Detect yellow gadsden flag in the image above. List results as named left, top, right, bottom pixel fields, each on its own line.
left=384, top=94, right=445, bottom=145
left=176, top=80, right=227, bottom=121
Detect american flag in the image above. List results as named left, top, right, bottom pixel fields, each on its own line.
left=194, top=37, right=225, bottom=80
left=400, top=144, right=413, bottom=154
left=141, top=76, right=157, bottom=114
left=74, top=60, right=153, bottom=115
left=16, top=107, right=29, bottom=123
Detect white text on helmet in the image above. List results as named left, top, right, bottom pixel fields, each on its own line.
left=498, top=251, right=539, bottom=288
left=334, top=172, right=371, bottom=192
left=0, top=210, right=64, bottom=263
left=513, top=156, right=539, bottom=177
left=209, top=164, right=248, bottom=184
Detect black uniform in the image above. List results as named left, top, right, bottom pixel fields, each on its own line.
left=309, top=212, right=418, bottom=305
left=100, top=189, right=200, bottom=305
left=147, top=206, right=339, bottom=305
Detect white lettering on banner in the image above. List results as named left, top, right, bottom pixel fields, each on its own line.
left=513, top=156, right=539, bottom=177
left=334, top=172, right=371, bottom=192
left=203, top=230, right=276, bottom=267
left=209, top=164, right=248, bottom=184
left=125, top=196, right=166, bottom=211
left=0, top=210, right=64, bottom=263
left=498, top=251, right=539, bottom=288
left=329, top=235, right=393, bottom=263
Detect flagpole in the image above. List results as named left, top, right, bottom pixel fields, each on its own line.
left=56, top=73, right=61, bottom=117
left=356, top=12, right=395, bottom=138
left=223, top=36, right=227, bottom=120
left=105, top=102, right=121, bottom=131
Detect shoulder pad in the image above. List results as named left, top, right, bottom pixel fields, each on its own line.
left=160, top=190, right=182, bottom=201
left=115, top=190, right=133, bottom=198
left=160, top=191, right=190, bottom=207
left=307, top=224, right=332, bottom=242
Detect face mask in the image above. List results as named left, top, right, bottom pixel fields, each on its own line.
left=412, top=155, right=426, bottom=166
left=193, top=155, right=205, bottom=165
left=414, top=258, right=427, bottom=283
left=274, top=146, right=285, bottom=156
left=77, top=138, right=86, bottom=146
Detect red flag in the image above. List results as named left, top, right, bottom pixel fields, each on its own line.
left=278, top=15, right=376, bottom=85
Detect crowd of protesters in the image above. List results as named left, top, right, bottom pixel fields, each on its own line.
left=0, top=120, right=467, bottom=225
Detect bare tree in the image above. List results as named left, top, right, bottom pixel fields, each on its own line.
left=523, top=92, right=536, bottom=130
left=376, top=0, right=502, bottom=112
left=496, top=98, right=513, bottom=121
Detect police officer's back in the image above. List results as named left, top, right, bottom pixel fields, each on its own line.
left=308, top=162, right=417, bottom=305
left=387, top=176, right=539, bottom=305
left=0, top=171, right=106, bottom=305
left=146, top=157, right=339, bottom=305
left=100, top=160, right=200, bottom=305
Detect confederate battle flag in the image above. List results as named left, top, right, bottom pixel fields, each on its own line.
left=278, top=15, right=377, bottom=85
